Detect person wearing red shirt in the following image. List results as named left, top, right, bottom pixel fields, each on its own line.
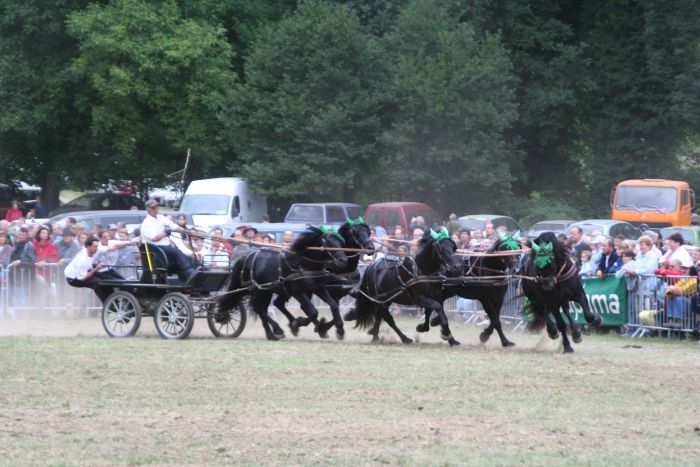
left=5, top=200, right=23, bottom=222
left=33, top=225, right=58, bottom=281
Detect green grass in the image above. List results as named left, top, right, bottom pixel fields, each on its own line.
left=0, top=319, right=699, bottom=465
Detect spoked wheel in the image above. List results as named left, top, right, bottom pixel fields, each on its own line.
left=101, top=291, right=142, bottom=338
left=153, top=292, right=195, bottom=339
left=207, top=298, right=248, bottom=338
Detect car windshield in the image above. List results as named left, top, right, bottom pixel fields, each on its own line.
left=574, top=224, right=605, bottom=234
left=615, top=186, right=677, bottom=212
left=458, top=219, right=486, bottom=230
left=532, top=222, right=567, bottom=231
left=287, top=205, right=324, bottom=223
left=663, top=229, right=696, bottom=245
left=179, top=194, right=230, bottom=215
left=346, top=206, right=364, bottom=220
left=64, top=195, right=96, bottom=209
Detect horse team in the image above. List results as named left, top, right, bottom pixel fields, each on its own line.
left=218, top=219, right=602, bottom=353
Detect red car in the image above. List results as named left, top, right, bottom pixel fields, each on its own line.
left=363, top=202, right=436, bottom=234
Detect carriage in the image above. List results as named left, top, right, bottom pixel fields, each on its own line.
left=96, top=243, right=247, bottom=339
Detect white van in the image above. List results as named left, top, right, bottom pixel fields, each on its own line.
left=179, top=177, right=267, bottom=228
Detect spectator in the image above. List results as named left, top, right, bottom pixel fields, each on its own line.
left=115, top=228, right=139, bottom=280
left=624, top=235, right=659, bottom=277
left=33, top=225, right=58, bottom=282
left=661, top=233, right=693, bottom=269
left=107, top=224, right=118, bottom=240
left=0, top=230, right=14, bottom=268
left=8, top=227, right=36, bottom=306
left=261, top=213, right=270, bottom=223
left=556, top=233, right=568, bottom=246
left=56, top=227, right=80, bottom=269
left=5, top=200, right=23, bottom=222
left=283, top=230, right=294, bottom=244
left=212, top=227, right=233, bottom=256
left=590, top=235, right=607, bottom=266
left=613, top=235, right=625, bottom=251
left=77, top=232, right=88, bottom=247
left=614, top=249, right=637, bottom=282
left=469, top=229, right=483, bottom=249
left=484, top=222, right=496, bottom=240
left=34, top=195, right=49, bottom=218
left=410, top=216, right=428, bottom=234
left=664, top=264, right=696, bottom=327
left=578, top=249, right=596, bottom=277
left=411, top=228, right=424, bottom=244
left=596, top=239, right=622, bottom=278
left=50, top=223, right=63, bottom=245
left=393, top=225, right=407, bottom=241
left=445, top=213, right=461, bottom=236
left=569, top=226, right=591, bottom=266
left=641, top=230, right=663, bottom=260
left=456, top=228, right=471, bottom=250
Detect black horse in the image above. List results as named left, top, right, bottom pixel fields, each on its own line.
left=419, top=233, right=521, bottom=347
left=269, top=219, right=375, bottom=339
left=344, top=228, right=463, bottom=345
left=521, top=232, right=602, bottom=353
left=217, top=226, right=348, bottom=341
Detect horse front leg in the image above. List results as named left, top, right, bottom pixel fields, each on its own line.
left=417, top=307, right=433, bottom=333
left=551, top=308, right=574, bottom=353
left=315, top=288, right=344, bottom=340
left=294, top=293, right=326, bottom=338
left=561, top=302, right=582, bottom=344
left=419, top=297, right=459, bottom=347
left=379, top=305, right=413, bottom=344
left=576, top=284, right=602, bottom=328
left=481, top=294, right=514, bottom=347
left=253, top=292, right=283, bottom=340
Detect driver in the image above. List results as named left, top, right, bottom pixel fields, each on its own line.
left=140, top=199, right=195, bottom=281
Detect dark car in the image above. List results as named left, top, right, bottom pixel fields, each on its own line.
left=49, top=192, right=145, bottom=217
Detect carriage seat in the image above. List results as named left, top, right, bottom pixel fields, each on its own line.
left=139, top=243, right=181, bottom=284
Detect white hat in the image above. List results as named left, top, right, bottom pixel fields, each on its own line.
left=592, top=235, right=607, bottom=245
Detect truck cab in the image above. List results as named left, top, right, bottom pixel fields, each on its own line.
left=611, top=179, right=695, bottom=229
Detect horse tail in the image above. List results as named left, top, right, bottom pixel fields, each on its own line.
left=344, top=273, right=376, bottom=329
left=218, top=257, right=246, bottom=312
left=521, top=299, right=547, bottom=333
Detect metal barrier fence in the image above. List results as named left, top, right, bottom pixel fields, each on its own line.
left=1, top=261, right=697, bottom=340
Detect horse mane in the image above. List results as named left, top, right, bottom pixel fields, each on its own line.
left=291, top=227, right=323, bottom=252
left=337, top=222, right=369, bottom=248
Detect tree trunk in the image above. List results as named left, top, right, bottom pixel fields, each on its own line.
left=43, top=172, right=61, bottom=211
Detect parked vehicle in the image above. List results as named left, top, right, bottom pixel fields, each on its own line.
left=212, top=222, right=311, bottom=243
left=568, top=219, right=640, bottom=240
left=284, top=203, right=364, bottom=226
left=178, top=178, right=267, bottom=228
left=611, top=179, right=695, bottom=228
left=659, top=226, right=700, bottom=246
left=364, top=202, right=436, bottom=234
left=149, top=185, right=182, bottom=207
left=49, top=192, right=144, bottom=217
left=49, top=210, right=150, bottom=233
left=0, top=182, right=40, bottom=217
left=457, top=214, right=521, bottom=234
left=523, top=220, right=576, bottom=240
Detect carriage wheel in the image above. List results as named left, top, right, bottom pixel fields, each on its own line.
left=153, top=292, right=195, bottom=340
left=101, top=291, right=142, bottom=338
left=207, top=299, right=248, bottom=338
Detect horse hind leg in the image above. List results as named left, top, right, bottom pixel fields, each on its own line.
left=314, top=289, right=344, bottom=340
left=552, top=309, right=574, bottom=353
left=379, top=306, right=413, bottom=344
left=578, top=285, right=602, bottom=328
left=416, top=308, right=433, bottom=333
left=273, top=294, right=299, bottom=336
left=253, top=293, right=283, bottom=341
left=481, top=298, right=514, bottom=347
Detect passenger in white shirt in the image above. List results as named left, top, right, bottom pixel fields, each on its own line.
left=64, top=235, right=120, bottom=302
left=140, top=199, right=195, bottom=281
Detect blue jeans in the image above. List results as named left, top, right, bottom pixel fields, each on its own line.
left=666, top=296, right=690, bottom=320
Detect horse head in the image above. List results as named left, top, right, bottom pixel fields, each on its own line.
left=338, top=216, right=374, bottom=253
left=292, top=225, right=348, bottom=271
left=529, top=232, right=565, bottom=291
left=490, top=230, right=522, bottom=274
left=416, top=227, right=461, bottom=275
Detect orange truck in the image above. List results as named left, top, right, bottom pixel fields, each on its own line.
left=610, top=179, right=695, bottom=228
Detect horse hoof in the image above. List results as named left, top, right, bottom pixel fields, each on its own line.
left=479, top=332, right=489, bottom=343
left=416, top=323, right=429, bottom=333
left=336, top=329, right=345, bottom=340
left=503, top=340, right=516, bottom=347
left=430, top=316, right=440, bottom=327
left=448, top=339, right=461, bottom=347
left=572, top=334, right=582, bottom=344
left=547, top=331, right=560, bottom=340
left=289, top=322, right=299, bottom=337
left=592, top=315, right=603, bottom=328
left=440, top=332, right=452, bottom=342
left=274, top=331, right=286, bottom=339
left=343, top=310, right=356, bottom=321
left=563, top=346, right=575, bottom=353
left=267, top=334, right=279, bottom=341
left=402, top=338, right=414, bottom=344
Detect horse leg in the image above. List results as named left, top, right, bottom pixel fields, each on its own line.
left=315, top=289, right=344, bottom=340
left=295, top=293, right=327, bottom=338
left=551, top=308, right=574, bottom=353
left=272, top=294, right=299, bottom=336
left=481, top=295, right=515, bottom=347
left=561, top=302, right=582, bottom=344
left=375, top=305, right=412, bottom=344
left=419, top=297, right=459, bottom=347
left=368, top=304, right=383, bottom=342
left=577, top=284, right=602, bottom=328
left=416, top=307, right=433, bottom=333
left=253, top=293, right=282, bottom=340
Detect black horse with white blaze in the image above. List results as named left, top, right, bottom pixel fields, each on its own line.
left=344, top=228, right=463, bottom=345
left=521, top=232, right=602, bottom=353
left=217, top=226, right=347, bottom=340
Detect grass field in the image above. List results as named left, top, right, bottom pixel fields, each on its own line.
left=0, top=315, right=699, bottom=465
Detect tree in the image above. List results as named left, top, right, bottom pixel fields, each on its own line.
left=66, top=0, right=238, bottom=191
left=377, top=0, right=519, bottom=214
left=0, top=1, right=92, bottom=209
left=221, top=0, right=385, bottom=203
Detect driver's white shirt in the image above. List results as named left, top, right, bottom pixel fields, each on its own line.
left=141, top=214, right=178, bottom=246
